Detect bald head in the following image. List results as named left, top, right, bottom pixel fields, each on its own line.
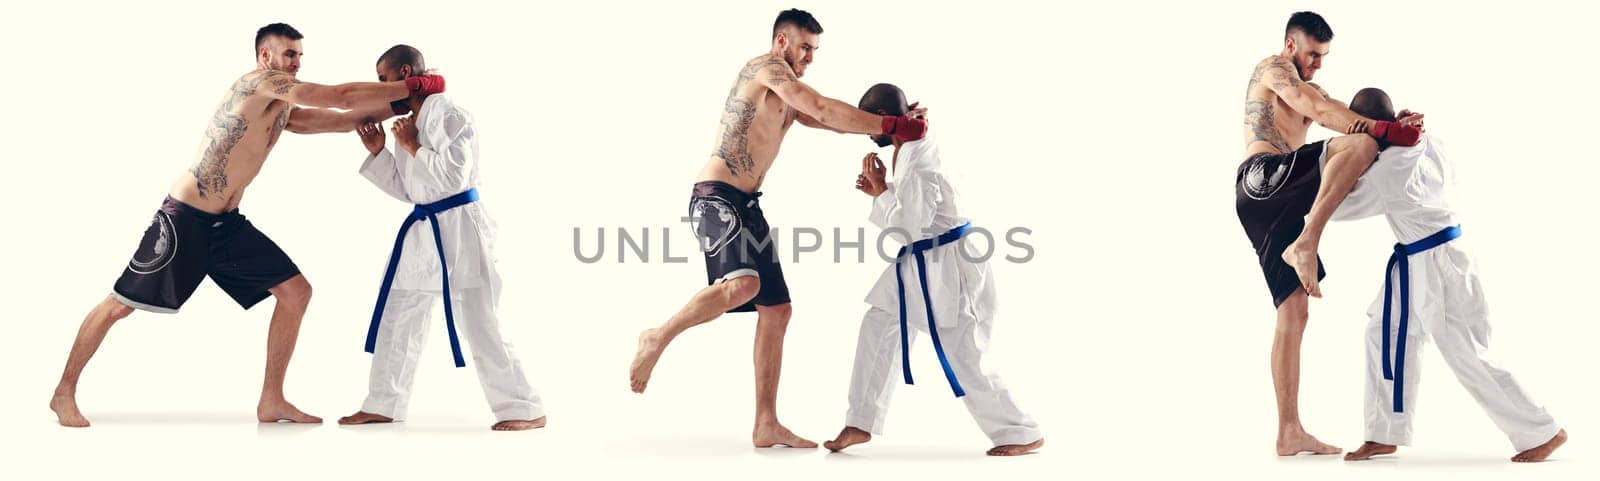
left=376, top=44, right=425, bottom=75
left=858, top=83, right=909, bottom=147
left=858, top=83, right=909, bottom=117
left=1350, top=87, right=1396, bottom=122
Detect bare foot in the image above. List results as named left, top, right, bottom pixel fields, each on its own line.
left=1512, top=429, right=1567, bottom=463
left=337, top=411, right=394, bottom=425
left=50, top=394, right=90, bottom=428
left=630, top=328, right=665, bottom=393
left=1281, top=238, right=1322, bottom=298
left=824, top=427, right=872, bottom=452
left=492, top=417, right=547, bottom=431
left=987, top=438, right=1045, bottom=456
left=753, top=422, right=818, bottom=448
left=257, top=400, right=322, bottom=424
left=1278, top=429, right=1341, bottom=456
left=1343, top=441, right=1398, bottom=461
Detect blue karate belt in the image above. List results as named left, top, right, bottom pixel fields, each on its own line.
left=365, top=188, right=480, bottom=368
left=1380, top=224, right=1460, bottom=412
left=895, top=222, right=972, bottom=397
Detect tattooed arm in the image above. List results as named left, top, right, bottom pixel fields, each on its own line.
left=757, top=57, right=882, bottom=134
left=794, top=110, right=845, bottom=133
left=258, top=70, right=411, bottom=110
left=285, top=104, right=396, bottom=134
left=1260, top=56, right=1375, bottom=134
left=1307, top=83, right=1346, bottom=108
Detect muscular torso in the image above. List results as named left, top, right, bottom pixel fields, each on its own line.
left=1243, top=55, right=1314, bottom=160
left=696, top=54, right=798, bottom=193
left=169, top=70, right=292, bottom=213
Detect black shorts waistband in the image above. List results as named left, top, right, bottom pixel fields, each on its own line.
left=160, top=196, right=242, bottom=223
left=692, top=181, right=762, bottom=204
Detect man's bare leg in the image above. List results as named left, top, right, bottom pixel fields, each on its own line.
left=1282, top=134, right=1381, bottom=297
left=1344, top=441, right=1398, bottom=461
left=1273, top=291, right=1339, bottom=455
left=630, top=276, right=760, bottom=393
left=751, top=303, right=816, bottom=448
left=824, top=427, right=871, bottom=452
left=49, top=295, right=135, bottom=427
left=987, top=438, right=1046, bottom=456
left=491, top=417, right=547, bottom=431
left=1512, top=429, right=1568, bottom=463
left=257, top=275, right=321, bottom=424
left=337, top=412, right=394, bottom=425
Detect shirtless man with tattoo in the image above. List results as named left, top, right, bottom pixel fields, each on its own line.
left=49, top=23, right=446, bottom=427
left=1232, top=11, right=1424, bottom=455
left=627, top=9, right=928, bottom=448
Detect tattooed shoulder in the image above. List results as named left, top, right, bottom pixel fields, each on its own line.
left=1265, top=56, right=1302, bottom=90
left=262, top=70, right=299, bottom=96
left=762, top=57, right=795, bottom=87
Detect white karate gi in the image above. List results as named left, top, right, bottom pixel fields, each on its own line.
left=1333, top=134, right=1559, bottom=450
left=357, top=94, right=543, bottom=422
left=845, top=133, right=1042, bottom=447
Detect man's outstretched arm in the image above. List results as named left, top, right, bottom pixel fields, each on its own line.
left=285, top=104, right=396, bottom=134
left=1263, top=58, right=1420, bottom=146
left=756, top=58, right=881, bottom=134
left=258, top=70, right=444, bottom=110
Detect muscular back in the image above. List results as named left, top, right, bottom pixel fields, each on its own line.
left=170, top=70, right=294, bottom=213
left=1242, top=55, right=1324, bottom=159
left=697, top=54, right=801, bottom=192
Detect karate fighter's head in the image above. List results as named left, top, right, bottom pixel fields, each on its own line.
left=858, top=83, right=909, bottom=148
left=1349, top=88, right=1396, bottom=122
left=1282, top=12, right=1332, bottom=81
left=376, top=44, right=427, bottom=116
left=771, top=9, right=823, bottom=78
left=255, top=23, right=304, bottom=76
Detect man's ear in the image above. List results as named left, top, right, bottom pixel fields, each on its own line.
left=400, top=64, right=414, bottom=79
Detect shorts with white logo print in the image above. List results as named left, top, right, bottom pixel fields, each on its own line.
left=1235, top=141, right=1327, bottom=307
left=111, top=196, right=301, bottom=313
left=689, top=181, right=790, bottom=313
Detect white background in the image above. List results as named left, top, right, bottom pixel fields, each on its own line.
left=1, top=1, right=1594, bottom=479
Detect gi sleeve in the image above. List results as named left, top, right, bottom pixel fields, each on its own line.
left=868, top=171, right=942, bottom=245
left=358, top=148, right=411, bottom=203
left=406, top=110, right=476, bottom=196
left=1332, top=176, right=1386, bottom=221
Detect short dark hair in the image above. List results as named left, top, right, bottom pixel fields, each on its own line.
left=1285, top=11, right=1333, bottom=43
left=773, top=9, right=823, bottom=39
left=1349, top=88, right=1396, bottom=122
left=858, top=83, right=908, bottom=117
left=377, top=44, right=426, bottom=73
left=255, top=23, right=303, bottom=52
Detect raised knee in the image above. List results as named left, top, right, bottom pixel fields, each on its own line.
left=722, top=276, right=761, bottom=304
left=1349, top=134, right=1379, bottom=156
